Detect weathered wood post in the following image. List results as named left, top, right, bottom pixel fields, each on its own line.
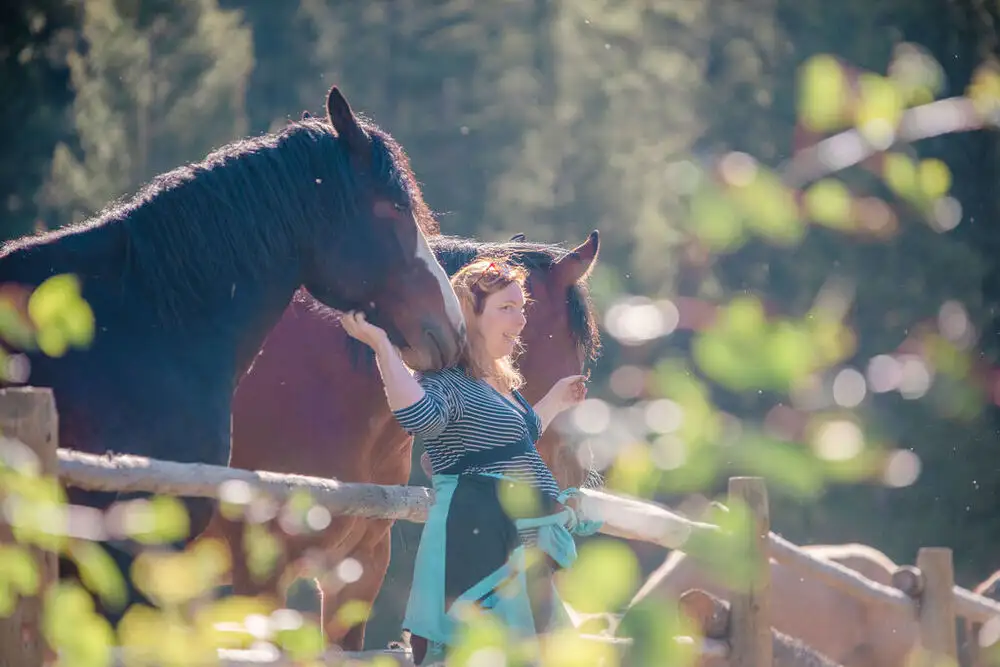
left=0, top=387, right=59, bottom=667
left=914, top=547, right=959, bottom=667
left=728, top=477, right=772, bottom=667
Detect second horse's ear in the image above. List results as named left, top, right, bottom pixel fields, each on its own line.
left=301, top=110, right=313, bottom=120
left=551, top=230, right=600, bottom=287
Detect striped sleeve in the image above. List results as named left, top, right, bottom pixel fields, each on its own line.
left=391, top=372, right=461, bottom=438
left=575, top=439, right=605, bottom=490
left=582, top=467, right=605, bottom=490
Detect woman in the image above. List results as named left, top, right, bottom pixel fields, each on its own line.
left=341, top=257, right=600, bottom=664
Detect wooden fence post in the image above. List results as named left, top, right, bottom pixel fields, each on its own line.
left=0, top=387, right=59, bottom=667
left=728, top=477, right=772, bottom=667
left=914, top=547, right=958, bottom=667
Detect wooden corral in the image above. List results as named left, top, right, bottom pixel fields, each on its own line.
left=1, top=387, right=999, bottom=667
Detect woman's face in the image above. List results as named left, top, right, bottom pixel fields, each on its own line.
left=477, top=281, right=527, bottom=361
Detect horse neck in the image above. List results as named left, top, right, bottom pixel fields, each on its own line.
left=224, top=271, right=304, bottom=380
left=120, top=162, right=325, bottom=376
left=0, top=221, right=120, bottom=286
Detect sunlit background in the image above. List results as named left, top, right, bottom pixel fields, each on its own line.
left=4, top=0, right=1000, bottom=663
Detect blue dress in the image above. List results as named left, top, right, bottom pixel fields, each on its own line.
left=390, top=368, right=601, bottom=663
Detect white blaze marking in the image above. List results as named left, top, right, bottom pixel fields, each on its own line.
left=414, top=231, right=464, bottom=331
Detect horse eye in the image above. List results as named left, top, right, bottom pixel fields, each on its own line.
left=373, top=200, right=404, bottom=218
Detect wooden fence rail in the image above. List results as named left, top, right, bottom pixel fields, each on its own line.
left=55, top=445, right=1000, bottom=624
left=1, top=386, right=998, bottom=667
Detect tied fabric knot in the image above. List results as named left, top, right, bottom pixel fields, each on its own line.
left=556, top=487, right=603, bottom=537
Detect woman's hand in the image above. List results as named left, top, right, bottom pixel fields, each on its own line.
left=544, top=374, right=588, bottom=413
left=341, top=311, right=391, bottom=352
left=533, top=374, right=588, bottom=433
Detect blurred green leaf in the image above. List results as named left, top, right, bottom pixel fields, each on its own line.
left=719, top=296, right=768, bottom=339
left=542, top=626, right=622, bottom=667
left=274, top=618, right=326, bottom=661
left=0, top=544, right=40, bottom=604
left=855, top=73, right=905, bottom=144
left=27, top=274, right=81, bottom=330
left=917, top=158, right=952, bottom=200
left=687, top=187, right=745, bottom=251
left=194, top=595, right=281, bottom=650
left=243, top=522, right=282, bottom=583
left=118, top=604, right=218, bottom=667
left=42, top=581, right=115, bottom=667
left=727, top=168, right=804, bottom=246
left=797, top=54, right=850, bottom=132
left=447, top=612, right=513, bottom=667
left=131, top=538, right=230, bottom=608
left=881, top=152, right=920, bottom=201
left=557, top=539, right=640, bottom=615
left=66, top=540, right=127, bottom=612
left=728, top=435, right=826, bottom=499
left=58, top=300, right=96, bottom=348
left=605, top=442, right=660, bottom=499
left=499, top=479, right=543, bottom=521
left=126, top=495, right=190, bottom=545
left=804, top=179, right=855, bottom=230
left=335, top=599, right=370, bottom=629
left=967, top=61, right=1000, bottom=117
left=616, top=595, right=697, bottom=667
left=26, top=274, right=95, bottom=357
left=657, top=446, right=720, bottom=495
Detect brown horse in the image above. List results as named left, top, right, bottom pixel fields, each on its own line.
left=622, top=543, right=920, bottom=667
left=203, top=231, right=604, bottom=648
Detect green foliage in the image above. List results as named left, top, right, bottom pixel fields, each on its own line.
left=2, top=0, right=1000, bottom=661
left=28, top=274, right=95, bottom=358
left=40, top=0, right=254, bottom=224
left=43, top=582, right=116, bottom=667
left=558, top=539, right=641, bottom=615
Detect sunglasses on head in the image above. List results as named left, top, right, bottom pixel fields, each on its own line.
left=476, top=261, right=515, bottom=288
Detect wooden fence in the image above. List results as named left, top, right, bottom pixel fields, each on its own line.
left=1, top=386, right=999, bottom=667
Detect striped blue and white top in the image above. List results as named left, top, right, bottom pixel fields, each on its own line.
left=391, top=366, right=564, bottom=499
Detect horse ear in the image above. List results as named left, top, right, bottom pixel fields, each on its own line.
left=326, top=86, right=370, bottom=157
left=551, top=230, right=599, bottom=287
left=509, top=233, right=526, bottom=242
left=301, top=110, right=312, bottom=120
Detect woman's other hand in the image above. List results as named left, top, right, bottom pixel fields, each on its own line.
left=536, top=374, right=588, bottom=426
left=341, top=311, right=391, bottom=351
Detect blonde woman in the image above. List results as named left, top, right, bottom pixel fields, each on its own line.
left=341, top=257, right=599, bottom=664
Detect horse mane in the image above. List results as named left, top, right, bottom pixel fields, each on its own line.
left=427, top=235, right=602, bottom=362
left=1, top=111, right=435, bottom=322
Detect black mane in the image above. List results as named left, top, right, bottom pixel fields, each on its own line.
left=0, top=113, right=433, bottom=322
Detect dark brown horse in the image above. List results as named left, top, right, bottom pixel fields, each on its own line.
left=202, top=231, right=604, bottom=649
left=0, top=86, right=466, bottom=623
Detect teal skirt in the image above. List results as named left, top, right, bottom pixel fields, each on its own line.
left=404, top=473, right=584, bottom=661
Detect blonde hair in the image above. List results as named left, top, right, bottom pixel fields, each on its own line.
left=450, top=258, right=529, bottom=393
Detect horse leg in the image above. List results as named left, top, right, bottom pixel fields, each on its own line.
left=322, top=521, right=393, bottom=651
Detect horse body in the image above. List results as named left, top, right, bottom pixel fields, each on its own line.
left=211, top=232, right=603, bottom=648
left=0, top=85, right=466, bottom=623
